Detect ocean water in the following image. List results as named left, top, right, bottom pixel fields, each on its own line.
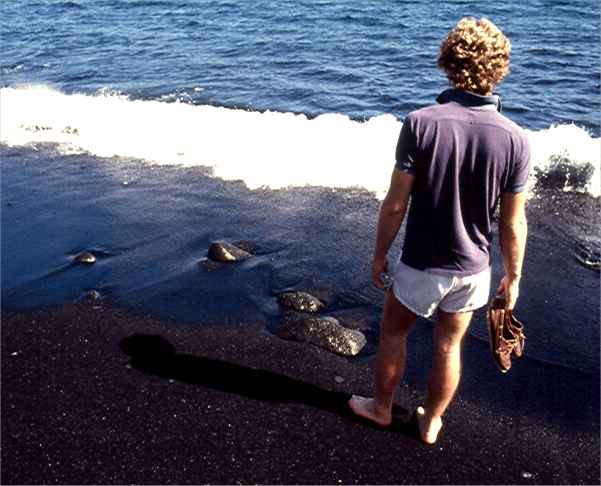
left=2, top=0, right=600, bottom=196
left=1, top=1, right=600, bottom=388
left=2, top=1, right=600, bottom=129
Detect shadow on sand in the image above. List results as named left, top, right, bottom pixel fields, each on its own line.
left=119, top=333, right=418, bottom=439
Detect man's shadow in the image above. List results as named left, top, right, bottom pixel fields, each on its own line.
left=119, top=333, right=419, bottom=438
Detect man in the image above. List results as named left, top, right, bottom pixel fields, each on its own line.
left=349, top=17, right=530, bottom=445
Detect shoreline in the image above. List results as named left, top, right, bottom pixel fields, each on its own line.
left=2, top=300, right=599, bottom=485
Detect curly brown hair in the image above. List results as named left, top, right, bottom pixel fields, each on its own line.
left=438, top=17, right=511, bottom=95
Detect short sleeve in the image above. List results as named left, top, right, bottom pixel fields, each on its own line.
left=504, top=133, right=531, bottom=193
left=395, top=117, right=418, bottom=174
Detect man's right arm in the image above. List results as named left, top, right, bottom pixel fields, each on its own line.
left=497, top=192, right=528, bottom=310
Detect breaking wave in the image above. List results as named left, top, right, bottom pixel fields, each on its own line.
left=1, top=85, right=599, bottom=198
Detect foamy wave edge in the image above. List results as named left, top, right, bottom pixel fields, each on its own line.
left=1, top=85, right=599, bottom=198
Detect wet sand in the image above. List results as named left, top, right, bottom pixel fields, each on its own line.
left=2, top=300, right=599, bottom=485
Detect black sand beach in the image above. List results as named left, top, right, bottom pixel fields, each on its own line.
left=2, top=300, right=599, bottom=485
left=2, top=0, right=600, bottom=482
left=2, top=147, right=600, bottom=484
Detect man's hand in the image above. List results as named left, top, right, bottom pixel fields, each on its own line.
left=496, top=275, right=520, bottom=310
left=372, top=256, right=389, bottom=289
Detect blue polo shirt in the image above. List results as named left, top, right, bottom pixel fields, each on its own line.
left=396, top=89, right=531, bottom=275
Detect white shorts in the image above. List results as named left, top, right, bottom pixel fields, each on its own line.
left=391, top=260, right=491, bottom=319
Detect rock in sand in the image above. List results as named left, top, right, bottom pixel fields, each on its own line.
left=82, top=289, right=102, bottom=300
left=276, top=314, right=366, bottom=357
left=208, top=241, right=252, bottom=263
left=74, top=252, right=96, bottom=264
left=576, top=254, right=600, bottom=272
left=277, top=291, right=325, bottom=313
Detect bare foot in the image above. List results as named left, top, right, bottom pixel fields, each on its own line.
left=416, top=406, right=442, bottom=444
left=348, top=395, right=392, bottom=427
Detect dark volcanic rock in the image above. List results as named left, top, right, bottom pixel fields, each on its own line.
left=576, top=247, right=601, bottom=272
left=74, top=251, right=96, bottom=264
left=277, top=291, right=325, bottom=313
left=576, top=256, right=601, bottom=271
left=207, top=241, right=252, bottom=263
left=81, top=289, right=102, bottom=300
left=276, top=314, right=366, bottom=357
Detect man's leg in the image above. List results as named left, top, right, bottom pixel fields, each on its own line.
left=348, top=290, right=417, bottom=425
left=419, top=309, right=473, bottom=443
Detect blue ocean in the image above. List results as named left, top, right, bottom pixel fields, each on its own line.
left=2, top=0, right=600, bottom=130
left=1, top=0, right=599, bottom=440
left=2, top=1, right=599, bottom=197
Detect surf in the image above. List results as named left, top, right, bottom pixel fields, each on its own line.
left=1, top=84, right=599, bottom=198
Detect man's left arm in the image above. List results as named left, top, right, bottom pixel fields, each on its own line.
left=372, top=167, right=415, bottom=288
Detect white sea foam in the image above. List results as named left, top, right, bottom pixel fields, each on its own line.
left=1, top=85, right=599, bottom=198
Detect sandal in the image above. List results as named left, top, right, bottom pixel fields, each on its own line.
left=487, top=296, right=526, bottom=372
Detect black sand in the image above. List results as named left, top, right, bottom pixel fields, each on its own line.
left=2, top=301, right=599, bottom=485
left=2, top=147, right=600, bottom=484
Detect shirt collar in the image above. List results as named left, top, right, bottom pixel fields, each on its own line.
left=436, top=88, right=502, bottom=112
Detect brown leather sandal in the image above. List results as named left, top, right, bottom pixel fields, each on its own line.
left=487, top=296, right=526, bottom=373
left=507, top=311, right=526, bottom=358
